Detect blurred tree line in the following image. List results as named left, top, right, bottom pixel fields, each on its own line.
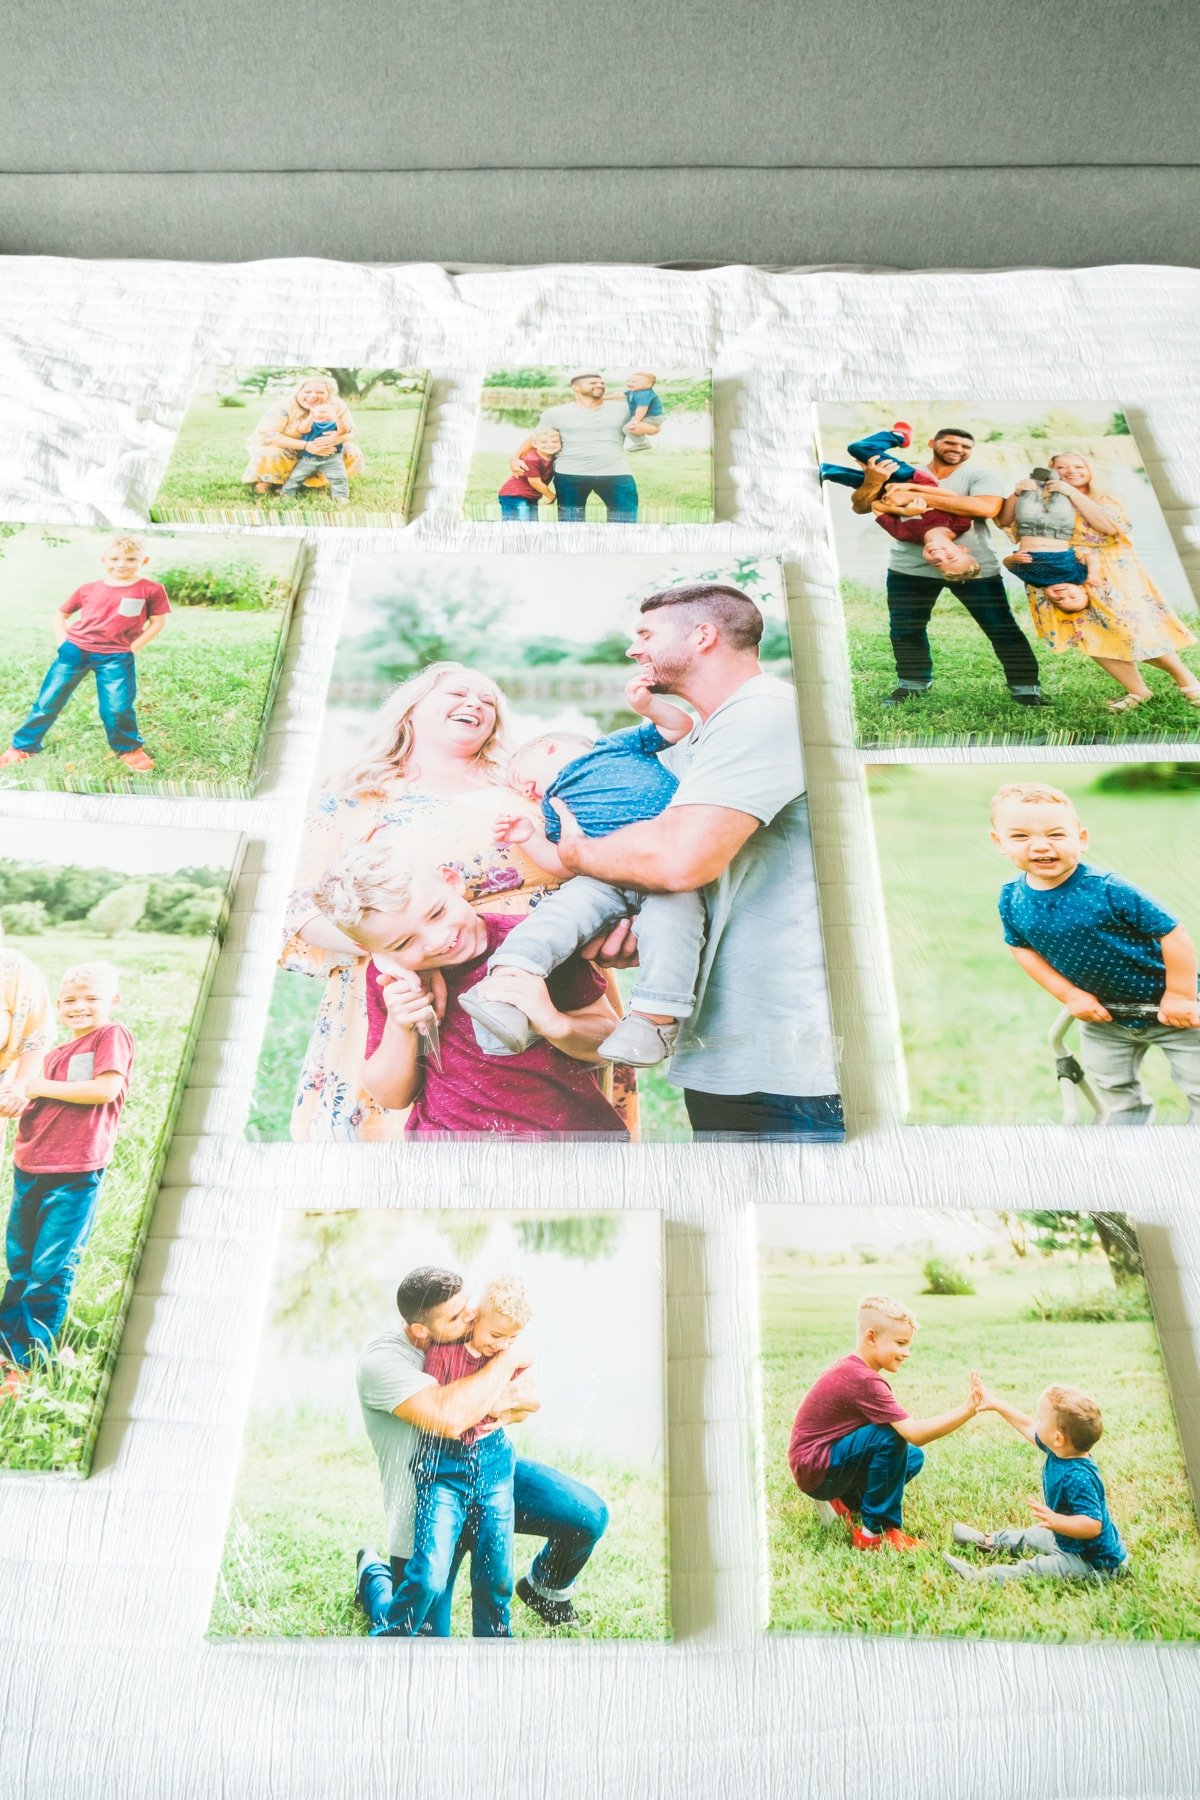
left=0, top=861, right=227, bottom=938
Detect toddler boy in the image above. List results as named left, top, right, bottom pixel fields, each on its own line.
left=280, top=401, right=351, bottom=504
left=624, top=372, right=663, bottom=452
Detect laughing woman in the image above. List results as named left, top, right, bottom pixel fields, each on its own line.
left=244, top=374, right=366, bottom=498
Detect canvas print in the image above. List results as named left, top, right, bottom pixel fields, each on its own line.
left=0, top=524, right=302, bottom=797
left=151, top=366, right=430, bottom=527
left=247, top=552, right=842, bottom=1145
left=0, top=815, right=243, bottom=1476
left=815, top=403, right=1200, bottom=747
left=463, top=367, right=714, bottom=524
left=867, top=760, right=1200, bottom=1126
left=756, top=1204, right=1200, bottom=1643
left=210, top=1207, right=668, bottom=1640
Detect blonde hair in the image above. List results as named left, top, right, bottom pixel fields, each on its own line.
left=337, top=662, right=510, bottom=801
left=508, top=730, right=595, bottom=782
left=1049, top=451, right=1094, bottom=489
left=1042, top=1384, right=1103, bottom=1453
left=105, top=534, right=148, bottom=557
left=480, top=1274, right=533, bottom=1328
left=59, top=960, right=121, bottom=995
left=989, top=782, right=1078, bottom=825
left=857, top=1293, right=917, bottom=1334
left=312, top=842, right=416, bottom=932
left=281, top=375, right=345, bottom=438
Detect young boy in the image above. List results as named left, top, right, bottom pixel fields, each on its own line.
left=497, top=426, right=561, bottom=520
left=458, top=672, right=706, bottom=1068
left=0, top=535, right=169, bottom=775
left=990, top=782, right=1200, bottom=1124
left=280, top=401, right=351, bottom=504
left=0, top=961, right=134, bottom=1382
left=311, top=848, right=629, bottom=1139
left=383, top=1276, right=536, bottom=1638
left=944, top=1380, right=1129, bottom=1583
left=821, top=423, right=982, bottom=581
left=787, top=1294, right=978, bottom=1551
left=623, top=372, right=663, bottom=452
left=1002, top=470, right=1098, bottom=613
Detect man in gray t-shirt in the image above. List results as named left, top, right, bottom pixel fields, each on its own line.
left=853, top=426, right=1045, bottom=710
left=509, top=372, right=652, bottom=521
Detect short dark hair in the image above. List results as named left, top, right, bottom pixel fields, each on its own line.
left=639, top=583, right=764, bottom=652
left=931, top=427, right=975, bottom=443
left=395, top=1265, right=462, bottom=1324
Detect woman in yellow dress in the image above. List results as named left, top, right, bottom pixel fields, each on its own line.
left=1000, top=451, right=1200, bottom=714
left=0, top=936, right=52, bottom=1121
left=243, top=374, right=365, bottom=497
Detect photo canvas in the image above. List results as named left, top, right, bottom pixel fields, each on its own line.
left=0, top=523, right=303, bottom=798
left=866, top=761, right=1200, bottom=1125
left=210, top=1207, right=668, bottom=1641
left=755, top=1204, right=1200, bottom=1643
left=463, top=367, right=714, bottom=524
left=151, top=365, right=430, bottom=528
left=815, top=403, right=1200, bottom=748
left=0, top=815, right=243, bottom=1476
left=247, top=551, right=842, bottom=1145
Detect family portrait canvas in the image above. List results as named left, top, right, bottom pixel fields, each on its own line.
left=151, top=366, right=431, bottom=527
left=815, top=403, right=1200, bottom=747
left=463, top=367, right=714, bottom=524
left=755, top=1204, right=1200, bottom=1644
left=210, top=1207, right=668, bottom=1641
left=867, top=760, right=1200, bottom=1126
left=0, top=816, right=242, bottom=1476
left=0, top=525, right=302, bottom=797
left=247, top=551, right=841, bottom=1145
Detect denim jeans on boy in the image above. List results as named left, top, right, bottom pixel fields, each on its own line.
left=359, top=1456, right=609, bottom=1638
left=553, top=471, right=638, bottom=522
left=0, top=1166, right=106, bottom=1366
left=1078, top=1018, right=1200, bottom=1125
left=13, top=642, right=141, bottom=754
left=683, top=1088, right=846, bottom=1143
left=498, top=495, right=540, bottom=522
left=810, top=1422, right=924, bottom=1534
left=981, top=1524, right=1127, bottom=1582
left=884, top=569, right=1041, bottom=693
left=281, top=449, right=349, bottom=500
left=375, top=1428, right=516, bottom=1637
left=492, top=879, right=706, bottom=1021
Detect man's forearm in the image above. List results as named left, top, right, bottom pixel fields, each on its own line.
left=901, top=489, right=1001, bottom=520
left=564, top=817, right=686, bottom=892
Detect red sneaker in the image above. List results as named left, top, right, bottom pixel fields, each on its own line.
left=0, top=747, right=32, bottom=766
left=118, top=748, right=155, bottom=773
left=829, top=1498, right=856, bottom=1525
left=0, top=1364, right=26, bottom=1403
left=851, top=1527, right=883, bottom=1551
left=880, top=1528, right=926, bottom=1552
left=891, top=420, right=914, bottom=446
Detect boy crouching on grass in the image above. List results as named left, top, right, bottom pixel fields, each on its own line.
left=788, top=1295, right=978, bottom=1552
left=945, top=1379, right=1129, bottom=1583
left=0, top=962, right=134, bottom=1392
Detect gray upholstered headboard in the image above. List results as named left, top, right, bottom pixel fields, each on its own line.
left=3, top=1, right=1197, bottom=267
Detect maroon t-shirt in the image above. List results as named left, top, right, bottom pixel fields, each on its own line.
left=498, top=451, right=556, bottom=500
left=364, top=914, right=628, bottom=1140
left=424, top=1340, right=500, bottom=1445
left=15, top=1022, right=135, bottom=1174
left=872, top=468, right=970, bottom=544
left=60, top=579, right=171, bottom=654
left=787, top=1353, right=909, bottom=1494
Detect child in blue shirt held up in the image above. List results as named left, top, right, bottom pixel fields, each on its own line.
left=945, top=1379, right=1129, bottom=1584
left=458, top=672, right=706, bottom=1069
left=623, top=371, right=663, bottom=453
left=990, top=781, right=1200, bottom=1124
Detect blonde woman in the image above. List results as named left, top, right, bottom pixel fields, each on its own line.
left=1000, top=451, right=1200, bottom=714
left=243, top=374, right=365, bottom=498
left=0, top=934, right=52, bottom=1122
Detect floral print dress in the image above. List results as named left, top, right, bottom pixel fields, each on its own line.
left=1022, top=490, right=1195, bottom=662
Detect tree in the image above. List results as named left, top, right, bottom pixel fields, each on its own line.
left=324, top=368, right=420, bottom=403
left=0, top=900, right=48, bottom=935
left=513, top=1216, right=619, bottom=1262
left=1018, top=1210, right=1145, bottom=1287
left=1108, top=410, right=1131, bottom=436
left=86, top=883, right=148, bottom=938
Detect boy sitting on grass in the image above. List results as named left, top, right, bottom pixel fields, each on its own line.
left=945, top=1379, right=1129, bottom=1583
left=788, top=1294, right=979, bottom=1552
left=311, top=843, right=629, bottom=1139
left=0, top=535, right=169, bottom=776
left=0, top=961, right=134, bottom=1394
left=991, top=781, right=1200, bottom=1125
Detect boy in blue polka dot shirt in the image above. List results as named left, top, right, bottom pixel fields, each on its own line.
left=990, top=781, right=1200, bottom=1124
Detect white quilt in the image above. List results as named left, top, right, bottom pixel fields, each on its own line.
left=0, top=258, right=1199, bottom=1800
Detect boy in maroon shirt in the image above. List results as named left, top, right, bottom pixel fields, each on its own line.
left=497, top=427, right=561, bottom=522
left=0, top=961, right=135, bottom=1381
left=1, top=535, right=170, bottom=775
left=788, top=1294, right=978, bottom=1551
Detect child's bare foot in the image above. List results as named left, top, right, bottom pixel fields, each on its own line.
left=118, top=748, right=155, bottom=773
left=0, top=747, right=32, bottom=765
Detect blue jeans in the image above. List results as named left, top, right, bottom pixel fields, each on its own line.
left=359, top=1456, right=610, bottom=1638
left=554, top=471, right=638, bottom=522
left=812, top=1423, right=924, bottom=1535
left=13, top=641, right=142, bottom=754
left=498, top=494, right=540, bottom=521
left=683, top=1088, right=846, bottom=1142
left=884, top=569, right=1040, bottom=691
left=375, top=1430, right=516, bottom=1638
left=0, top=1166, right=106, bottom=1367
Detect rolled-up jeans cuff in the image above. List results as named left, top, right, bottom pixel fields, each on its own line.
left=897, top=679, right=931, bottom=691
left=526, top=1569, right=575, bottom=1602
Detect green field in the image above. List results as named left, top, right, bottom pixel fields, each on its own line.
left=844, top=580, right=1200, bottom=748
left=760, top=1250, right=1200, bottom=1642
left=869, top=763, right=1200, bottom=1123
left=0, top=929, right=216, bottom=1474
left=463, top=450, right=713, bottom=524
left=210, top=1408, right=669, bottom=1640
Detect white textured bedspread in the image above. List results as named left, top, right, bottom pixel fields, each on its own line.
left=0, top=258, right=1199, bottom=1800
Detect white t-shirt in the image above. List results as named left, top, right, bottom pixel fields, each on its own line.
left=356, top=1331, right=435, bottom=1558
left=537, top=400, right=629, bottom=477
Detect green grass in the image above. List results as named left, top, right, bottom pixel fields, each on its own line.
left=844, top=580, right=1200, bottom=748
left=869, top=764, right=1200, bottom=1123
left=760, top=1249, right=1200, bottom=1642
left=0, top=929, right=217, bottom=1474
left=463, top=451, right=714, bottom=524
left=209, top=1406, right=669, bottom=1640
left=152, top=392, right=425, bottom=525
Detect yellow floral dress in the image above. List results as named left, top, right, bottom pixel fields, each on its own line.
left=0, top=950, right=52, bottom=1097
left=1021, top=491, right=1195, bottom=661
left=243, top=398, right=366, bottom=490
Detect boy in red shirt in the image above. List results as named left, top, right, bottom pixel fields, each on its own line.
left=0, top=961, right=135, bottom=1381
left=497, top=427, right=561, bottom=522
left=787, top=1294, right=978, bottom=1551
left=1, top=535, right=170, bottom=775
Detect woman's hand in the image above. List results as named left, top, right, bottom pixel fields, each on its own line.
left=1011, top=478, right=1038, bottom=495
left=0, top=1086, right=28, bottom=1118
left=508, top=453, right=529, bottom=478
